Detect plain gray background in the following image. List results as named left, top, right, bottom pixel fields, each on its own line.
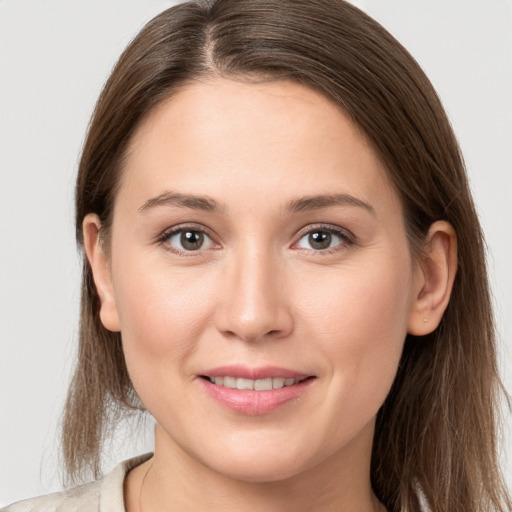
left=1, top=0, right=511, bottom=505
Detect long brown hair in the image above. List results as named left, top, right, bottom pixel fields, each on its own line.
left=64, top=1, right=511, bottom=510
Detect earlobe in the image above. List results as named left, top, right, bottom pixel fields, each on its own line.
left=407, top=221, right=457, bottom=336
left=82, top=214, right=121, bottom=332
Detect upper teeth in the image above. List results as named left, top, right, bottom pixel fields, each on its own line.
left=208, top=376, right=301, bottom=390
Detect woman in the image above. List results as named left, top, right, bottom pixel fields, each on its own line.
left=3, top=0, right=510, bottom=511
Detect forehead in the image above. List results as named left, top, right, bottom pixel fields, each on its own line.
left=118, top=77, right=399, bottom=217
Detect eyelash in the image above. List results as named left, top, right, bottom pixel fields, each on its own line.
left=156, top=223, right=355, bottom=257
left=293, top=223, right=355, bottom=255
left=156, top=224, right=219, bottom=257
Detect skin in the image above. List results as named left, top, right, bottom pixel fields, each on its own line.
left=84, top=78, right=457, bottom=512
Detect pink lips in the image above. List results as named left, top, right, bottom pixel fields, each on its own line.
left=198, top=365, right=315, bottom=415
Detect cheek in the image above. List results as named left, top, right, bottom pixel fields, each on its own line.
left=301, top=258, right=411, bottom=340
left=297, top=254, right=412, bottom=408
left=110, top=255, right=218, bottom=388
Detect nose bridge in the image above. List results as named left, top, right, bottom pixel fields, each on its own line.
left=215, top=241, right=293, bottom=342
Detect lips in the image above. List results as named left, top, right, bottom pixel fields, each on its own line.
left=198, top=365, right=315, bottom=415
left=204, top=375, right=306, bottom=390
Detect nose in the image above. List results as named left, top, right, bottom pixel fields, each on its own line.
left=214, top=246, right=294, bottom=343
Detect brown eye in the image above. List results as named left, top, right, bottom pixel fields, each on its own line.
left=180, top=230, right=204, bottom=250
left=295, top=227, right=350, bottom=252
left=308, top=231, right=332, bottom=250
left=163, top=228, right=215, bottom=253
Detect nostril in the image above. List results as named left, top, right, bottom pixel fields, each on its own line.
left=214, top=299, right=294, bottom=343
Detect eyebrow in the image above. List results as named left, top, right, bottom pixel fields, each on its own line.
left=138, top=191, right=375, bottom=216
left=286, top=193, right=376, bottom=216
left=139, top=192, right=223, bottom=213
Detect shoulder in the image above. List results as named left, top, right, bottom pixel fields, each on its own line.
left=1, top=453, right=153, bottom=512
left=1, top=480, right=100, bottom=512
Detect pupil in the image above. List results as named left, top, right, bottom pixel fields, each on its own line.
left=181, top=231, right=204, bottom=250
left=309, top=231, right=331, bottom=249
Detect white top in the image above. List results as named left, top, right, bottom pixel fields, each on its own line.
left=1, top=454, right=152, bottom=512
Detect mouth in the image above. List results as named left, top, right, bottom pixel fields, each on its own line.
left=198, top=366, right=316, bottom=415
left=200, top=375, right=311, bottom=390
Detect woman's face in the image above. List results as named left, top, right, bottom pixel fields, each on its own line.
left=95, top=78, right=422, bottom=482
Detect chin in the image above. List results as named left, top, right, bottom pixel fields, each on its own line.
left=196, top=435, right=321, bottom=484
left=210, top=455, right=311, bottom=483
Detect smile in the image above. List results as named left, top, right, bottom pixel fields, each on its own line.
left=198, top=367, right=316, bottom=415
left=204, top=376, right=307, bottom=390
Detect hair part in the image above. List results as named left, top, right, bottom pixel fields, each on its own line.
left=63, top=1, right=511, bottom=510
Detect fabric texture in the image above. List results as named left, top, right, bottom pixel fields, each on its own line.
left=1, top=454, right=152, bottom=512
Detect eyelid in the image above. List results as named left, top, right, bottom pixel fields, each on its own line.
left=155, top=222, right=355, bottom=256
left=294, top=222, right=354, bottom=239
left=156, top=223, right=220, bottom=255
left=291, top=223, right=355, bottom=253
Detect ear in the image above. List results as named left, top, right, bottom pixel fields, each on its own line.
left=407, top=221, right=457, bottom=336
left=82, top=214, right=121, bottom=332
